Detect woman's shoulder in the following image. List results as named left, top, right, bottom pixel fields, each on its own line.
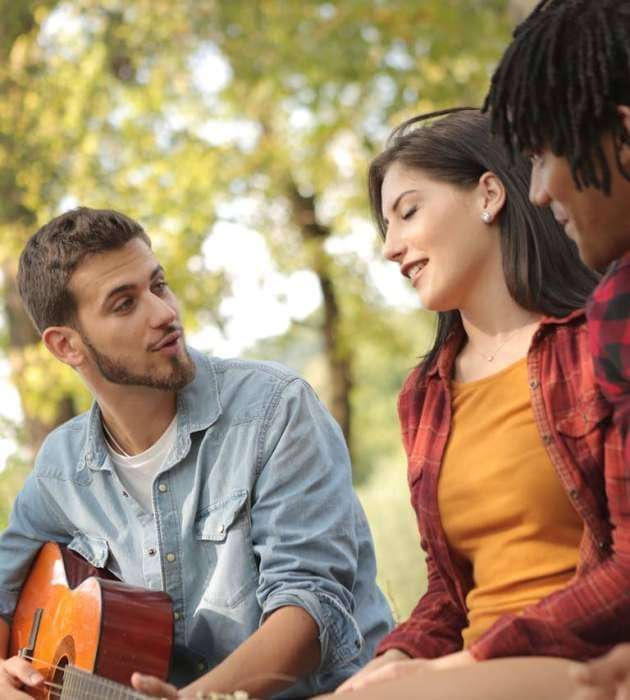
left=398, top=359, right=445, bottom=426
left=399, top=361, right=435, bottom=397
left=539, top=308, right=588, bottom=346
left=541, top=307, right=586, bottom=328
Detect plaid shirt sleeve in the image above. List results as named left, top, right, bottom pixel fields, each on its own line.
left=376, top=542, right=468, bottom=659
left=586, top=254, right=630, bottom=466
left=376, top=367, right=468, bottom=659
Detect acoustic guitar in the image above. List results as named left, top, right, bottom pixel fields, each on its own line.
left=9, top=541, right=174, bottom=699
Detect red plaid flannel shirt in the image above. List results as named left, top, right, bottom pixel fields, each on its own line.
left=377, top=310, right=629, bottom=662
left=587, top=252, right=630, bottom=467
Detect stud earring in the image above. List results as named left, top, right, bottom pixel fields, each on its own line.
left=481, top=211, right=492, bottom=223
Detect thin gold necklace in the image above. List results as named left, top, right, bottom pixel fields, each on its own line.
left=468, top=325, right=527, bottom=363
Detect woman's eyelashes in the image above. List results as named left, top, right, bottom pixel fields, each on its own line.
left=402, top=206, right=418, bottom=220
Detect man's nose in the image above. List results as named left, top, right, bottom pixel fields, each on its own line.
left=529, top=163, right=551, bottom=207
left=150, top=294, right=178, bottom=327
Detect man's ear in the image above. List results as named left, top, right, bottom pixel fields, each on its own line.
left=42, top=326, right=85, bottom=368
left=478, top=171, right=507, bottom=223
left=618, top=105, right=630, bottom=134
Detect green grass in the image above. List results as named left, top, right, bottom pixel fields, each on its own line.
left=356, top=456, right=427, bottom=623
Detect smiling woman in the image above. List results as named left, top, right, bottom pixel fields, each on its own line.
left=337, top=108, right=630, bottom=695
left=367, top=108, right=597, bottom=372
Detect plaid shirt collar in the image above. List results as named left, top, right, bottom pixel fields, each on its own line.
left=427, top=308, right=586, bottom=380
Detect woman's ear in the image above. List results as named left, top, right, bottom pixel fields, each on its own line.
left=478, top=171, right=507, bottom=224
left=42, top=326, right=85, bottom=368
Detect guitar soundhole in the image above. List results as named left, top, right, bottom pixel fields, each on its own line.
left=50, top=635, right=75, bottom=700
left=50, top=655, right=68, bottom=700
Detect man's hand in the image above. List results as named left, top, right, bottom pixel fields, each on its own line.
left=335, top=649, right=425, bottom=693
left=0, top=655, right=45, bottom=699
left=569, top=645, right=630, bottom=700
left=131, top=672, right=180, bottom=698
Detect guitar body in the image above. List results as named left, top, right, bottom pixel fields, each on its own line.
left=9, top=542, right=173, bottom=698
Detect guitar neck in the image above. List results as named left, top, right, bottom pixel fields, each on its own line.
left=58, top=663, right=249, bottom=700
left=60, top=665, right=150, bottom=699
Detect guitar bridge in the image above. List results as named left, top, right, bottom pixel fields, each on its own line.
left=19, top=607, right=43, bottom=660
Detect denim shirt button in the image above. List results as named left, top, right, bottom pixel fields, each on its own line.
left=158, top=483, right=168, bottom=493
left=174, top=611, right=181, bottom=621
left=218, top=524, right=225, bottom=535
left=147, top=547, right=157, bottom=556
left=166, top=552, right=176, bottom=562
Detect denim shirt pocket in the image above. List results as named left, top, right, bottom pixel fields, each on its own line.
left=194, top=489, right=258, bottom=608
left=68, top=533, right=109, bottom=569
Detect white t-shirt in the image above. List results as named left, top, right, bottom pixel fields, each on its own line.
left=105, top=415, right=177, bottom=513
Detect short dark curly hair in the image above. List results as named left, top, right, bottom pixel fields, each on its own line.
left=484, top=0, right=630, bottom=193
left=18, top=207, right=151, bottom=334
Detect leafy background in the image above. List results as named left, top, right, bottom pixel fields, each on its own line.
left=0, top=0, right=536, bottom=620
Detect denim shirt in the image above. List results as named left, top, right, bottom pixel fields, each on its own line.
left=0, top=349, right=392, bottom=696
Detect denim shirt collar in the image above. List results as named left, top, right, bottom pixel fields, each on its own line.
left=78, top=347, right=222, bottom=472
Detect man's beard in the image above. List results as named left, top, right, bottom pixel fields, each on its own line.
left=80, top=328, right=196, bottom=391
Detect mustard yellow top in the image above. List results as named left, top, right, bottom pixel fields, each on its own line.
left=438, top=358, right=582, bottom=647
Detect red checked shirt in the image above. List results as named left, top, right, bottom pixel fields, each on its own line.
left=587, top=251, right=630, bottom=468
left=377, top=310, right=629, bottom=662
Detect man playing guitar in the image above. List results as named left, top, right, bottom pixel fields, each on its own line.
left=0, top=207, right=391, bottom=699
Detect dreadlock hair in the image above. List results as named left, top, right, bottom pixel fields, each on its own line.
left=368, top=108, right=599, bottom=373
left=484, top=0, right=630, bottom=193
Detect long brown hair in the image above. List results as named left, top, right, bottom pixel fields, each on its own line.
left=368, top=108, right=599, bottom=372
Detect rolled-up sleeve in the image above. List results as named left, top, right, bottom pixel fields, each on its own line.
left=251, top=377, right=363, bottom=671
left=0, top=471, right=70, bottom=623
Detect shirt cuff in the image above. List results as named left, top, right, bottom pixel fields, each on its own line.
left=0, top=588, right=18, bottom=624
left=261, top=590, right=364, bottom=671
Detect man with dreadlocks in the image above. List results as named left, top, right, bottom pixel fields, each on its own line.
left=485, top=0, right=630, bottom=454
left=484, top=1, right=630, bottom=698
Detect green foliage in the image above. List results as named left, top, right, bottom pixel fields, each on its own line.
left=0, top=453, right=29, bottom=531
left=0, top=0, right=515, bottom=453
left=0, top=0, right=517, bottom=615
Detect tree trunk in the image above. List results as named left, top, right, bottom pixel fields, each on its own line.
left=287, top=184, right=354, bottom=458
left=1, top=1, right=77, bottom=457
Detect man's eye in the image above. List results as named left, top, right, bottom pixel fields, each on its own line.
left=402, top=207, right=417, bottom=220
left=154, top=281, right=168, bottom=294
left=114, top=299, right=133, bottom=313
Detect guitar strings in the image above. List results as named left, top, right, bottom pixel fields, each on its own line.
left=20, top=654, right=299, bottom=699
left=20, top=656, right=147, bottom=700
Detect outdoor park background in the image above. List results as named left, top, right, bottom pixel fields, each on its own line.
left=0, top=0, right=537, bottom=622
